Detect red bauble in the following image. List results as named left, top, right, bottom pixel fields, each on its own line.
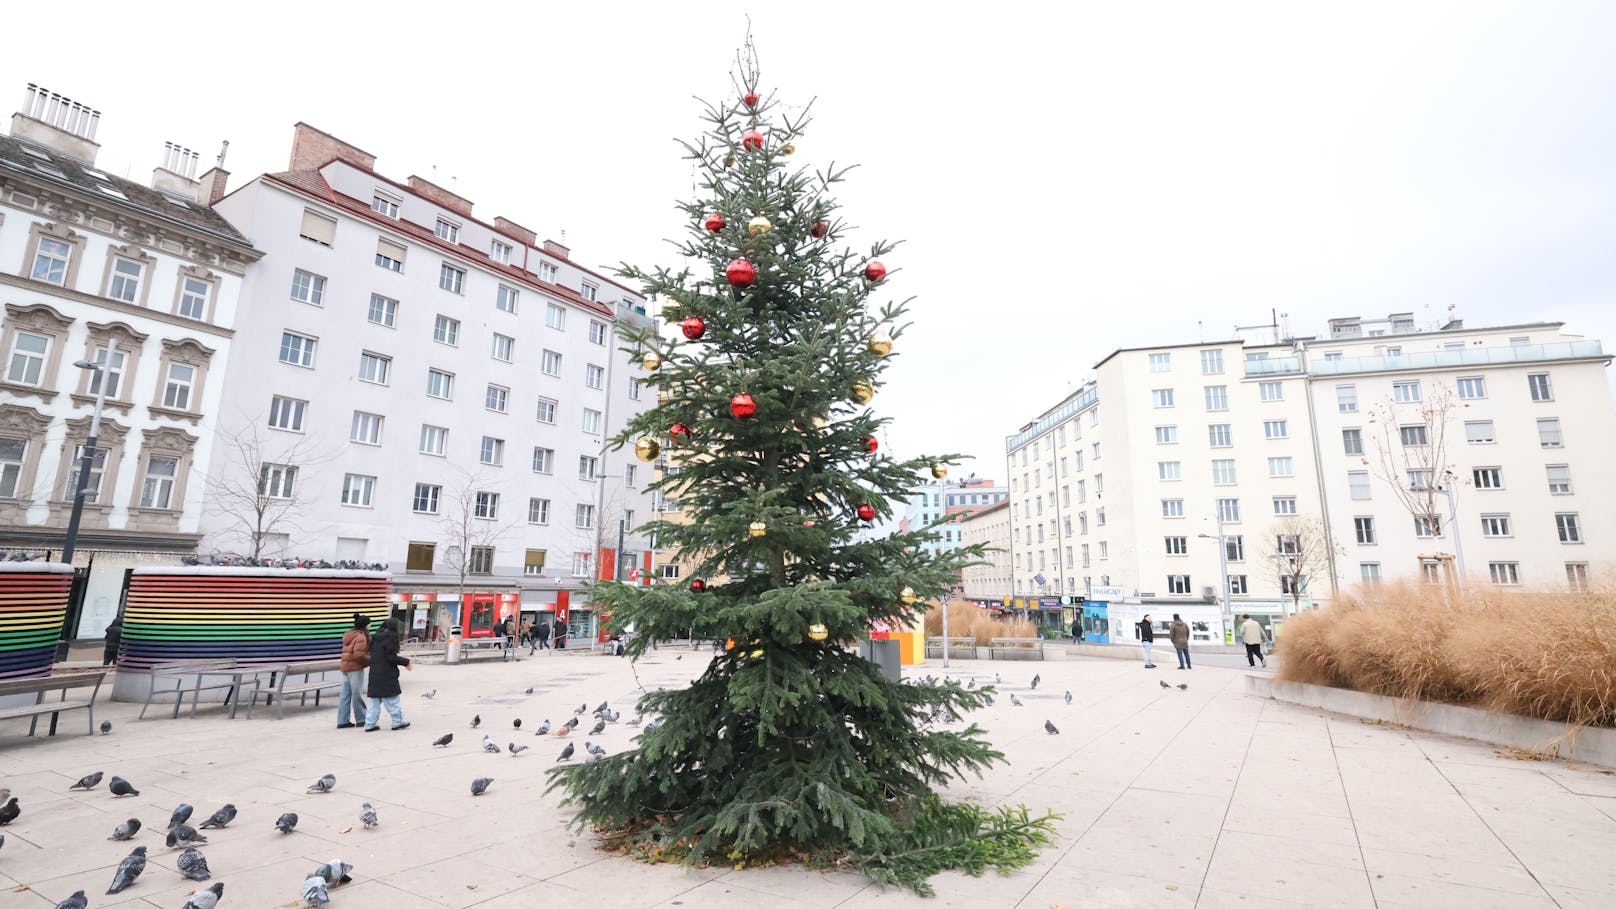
left=680, top=316, right=707, bottom=340
left=743, top=91, right=760, bottom=108
left=856, top=504, right=877, bottom=522
left=864, top=260, right=888, bottom=282
left=862, top=436, right=879, bottom=454
left=730, top=393, right=758, bottom=419
left=742, top=130, right=765, bottom=152
left=810, top=220, right=829, bottom=239
left=703, top=212, right=726, bottom=232
left=689, top=578, right=707, bottom=592
left=726, top=258, right=757, bottom=289
left=669, top=422, right=692, bottom=442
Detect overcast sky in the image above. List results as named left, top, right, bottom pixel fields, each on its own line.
left=7, top=1, right=1614, bottom=478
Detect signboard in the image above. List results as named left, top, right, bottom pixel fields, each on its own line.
left=1090, top=585, right=1126, bottom=600
left=1038, top=597, right=1062, bottom=610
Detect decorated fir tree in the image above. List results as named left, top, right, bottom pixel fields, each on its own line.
left=550, top=44, right=1055, bottom=894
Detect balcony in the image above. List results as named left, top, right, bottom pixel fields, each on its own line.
left=1309, top=341, right=1606, bottom=376
left=1243, top=355, right=1303, bottom=377
left=615, top=301, right=656, bottom=331
left=1006, top=385, right=1098, bottom=453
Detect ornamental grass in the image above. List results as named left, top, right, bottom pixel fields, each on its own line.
left=923, top=601, right=1039, bottom=645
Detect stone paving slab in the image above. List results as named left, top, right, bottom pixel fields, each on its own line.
left=2, top=651, right=1614, bottom=907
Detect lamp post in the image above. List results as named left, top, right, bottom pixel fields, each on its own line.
left=62, top=339, right=117, bottom=564
left=1439, top=469, right=1467, bottom=587
left=1197, top=507, right=1232, bottom=643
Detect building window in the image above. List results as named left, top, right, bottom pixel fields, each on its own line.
left=405, top=542, right=436, bottom=572
left=1097, top=506, right=1106, bottom=526
left=1200, top=349, right=1224, bottom=374
left=62, top=446, right=109, bottom=501
left=358, top=352, right=391, bottom=385
left=278, top=331, right=317, bottom=367
left=532, top=446, right=554, bottom=473
left=1472, top=467, right=1503, bottom=489
left=585, top=364, right=605, bottom=390
left=1340, top=428, right=1363, bottom=455
left=1204, top=385, right=1228, bottom=411
left=1263, top=420, right=1288, bottom=439
left=162, top=363, right=195, bottom=410
left=1354, top=516, right=1375, bottom=544
left=1358, top=563, right=1381, bottom=586
left=1465, top=420, right=1495, bottom=444
left=1488, top=562, right=1520, bottom=585
left=1456, top=376, right=1486, bottom=399
left=589, top=321, right=609, bottom=345
left=106, top=258, right=145, bottom=303
left=1157, top=461, right=1181, bottom=481
left=433, top=315, right=460, bottom=346
left=1228, top=575, right=1249, bottom=595
left=1527, top=373, right=1552, bottom=402
left=372, top=195, right=399, bottom=218
left=1546, top=464, right=1572, bottom=495
left=32, top=237, right=72, bottom=285
left=474, top=491, right=500, bottom=519
left=1479, top=514, right=1511, bottom=538
left=350, top=411, right=383, bottom=445
left=375, top=239, right=406, bottom=272
left=1399, top=425, right=1429, bottom=447
left=582, top=408, right=602, bottom=434
left=1154, top=425, right=1178, bottom=445
left=1148, top=352, right=1171, bottom=372
left=625, top=464, right=638, bottom=487
left=268, top=395, right=307, bottom=432
left=1556, top=513, right=1582, bottom=544
left=1272, top=496, right=1297, bottom=515
left=629, top=377, right=642, bottom=400
left=1151, top=388, right=1175, bottom=408
left=85, top=346, right=126, bottom=398
left=579, top=281, right=598, bottom=302
left=6, top=331, right=49, bottom=385
left=491, top=240, right=513, bottom=264
left=660, top=563, right=680, bottom=579
left=412, top=483, right=441, bottom=514
left=542, top=350, right=562, bottom=376
left=1276, top=534, right=1301, bottom=556
left=468, top=546, right=494, bottom=574
left=572, top=552, right=592, bottom=577
left=290, top=269, right=326, bottom=306
left=546, top=303, right=566, bottom=330
left=1280, top=576, right=1306, bottom=596
left=579, top=455, right=598, bottom=480
left=485, top=384, right=509, bottom=413
left=1166, top=575, right=1191, bottom=595
left=528, top=498, right=551, bottom=525
left=479, top=436, right=505, bottom=466
left=439, top=263, right=465, bottom=294
left=575, top=503, right=596, bottom=529
left=535, top=398, right=557, bottom=424
left=520, top=549, right=547, bottom=577
left=1348, top=471, right=1371, bottom=500
left=366, top=293, right=398, bottom=327
left=435, top=219, right=460, bottom=243
left=176, top=277, right=212, bottom=320
left=489, top=332, right=514, bottom=363
left=341, top=473, right=376, bottom=507
left=1208, top=423, right=1232, bottom=448
left=419, top=424, right=447, bottom=456
left=1336, top=385, right=1357, bottom=413
left=539, top=262, right=559, bottom=283
left=1161, top=498, right=1184, bottom=518
left=138, top=456, right=178, bottom=509
left=259, top=463, right=297, bottom=499
left=1537, top=418, right=1563, bottom=448
left=1211, top=459, right=1237, bottom=485
left=1414, top=515, right=1441, bottom=538
left=1217, top=498, right=1240, bottom=523
left=1393, top=381, right=1421, bottom=403
left=426, top=369, right=454, bottom=400
left=1164, top=536, right=1188, bottom=556
left=1267, top=457, right=1294, bottom=478
left=1566, top=562, right=1589, bottom=592
left=496, top=285, right=519, bottom=313
left=1258, top=381, right=1283, bottom=402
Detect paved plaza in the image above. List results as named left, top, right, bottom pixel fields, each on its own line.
left=2, top=649, right=1614, bottom=908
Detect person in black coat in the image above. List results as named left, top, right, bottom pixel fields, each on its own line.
left=363, top=619, right=412, bottom=731
left=102, top=617, right=123, bottom=666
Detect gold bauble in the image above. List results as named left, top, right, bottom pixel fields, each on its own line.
left=782, top=142, right=796, bottom=155
left=807, top=623, right=829, bottom=642
left=746, top=215, right=773, bottom=236
left=867, top=333, right=893, bottom=357
left=748, top=520, right=767, bottom=538
left=850, top=381, right=875, bottom=404
left=930, top=463, right=948, bottom=480
left=634, top=437, right=662, bottom=462
left=642, top=351, right=662, bottom=371
left=723, top=154, right=736, bottom=168
left=900, top=586, right=919, bottom=605
left=748, top=648, right=764, bottom=659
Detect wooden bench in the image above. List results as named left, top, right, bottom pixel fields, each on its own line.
left=0, top=672, right=107, bottom=737
left=140, top=659, right=240, bottom=719
left=259, top=659, right=343, bottom=719
left=989, top=637, right=1046, bottom=661
left=925, top=636, right=979, bottom=660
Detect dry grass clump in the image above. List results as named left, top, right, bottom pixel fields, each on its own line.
left=922, top=601, right=1038, bottom=645
left=1279, top=580, right=1616, bottom=727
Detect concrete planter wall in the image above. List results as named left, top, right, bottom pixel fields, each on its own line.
left=1246, top=675, right=1616, bottom=768
left=0, top=562, right=74, bottom=682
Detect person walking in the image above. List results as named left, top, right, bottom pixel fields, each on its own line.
left=102, top=616, right=123, bottom=667
left=1240, top=615, right=1268, bottom=668
left=1137, top=614, right=1157, bottom=668
left=1170, top=613, right=1191, bottom=670
left=364, top=618, right=413, bottom=731
left=520, top=617, right=534, bottom=649
left=535, top=618, right=551, bottom=651
left=337, top=614, right=371, bottom=728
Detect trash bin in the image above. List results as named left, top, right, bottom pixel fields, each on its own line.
left=860, top=637, right=901, bottom=682
left=446, top=625, right=464, bottom=665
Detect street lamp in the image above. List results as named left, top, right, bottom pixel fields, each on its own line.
left=62, top=339, right=117, bottom=565
left=1196, top=507, right=1232, bottom=642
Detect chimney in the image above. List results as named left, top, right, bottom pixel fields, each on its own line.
left=288, top=122, right=376, bottom=172
left=494, top=217, right=537, bottom=247
left=151, top=141, right=201, bottom=197
left=542, top=238, right=571, bottom=260
left=407, top=175, right=474, bottom=218
left=10, top=83, right=101, bottom=164
left=196, top=140, right=230, bottom=206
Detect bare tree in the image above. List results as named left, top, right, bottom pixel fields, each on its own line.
left=437, top=467, right=515, bottom=609
left=205, top=421, right=331, bottom=559
left=1264, top=515, right=1340, bottom=615
left=1365, top=381, right=1461, bottom=579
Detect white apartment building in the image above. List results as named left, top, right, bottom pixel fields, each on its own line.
left=1004, top=314, right=1614, bottom=643
left=900, top=476, right=1007, bottom=553
left=0, top=84, right=258, bottom=635
left=202, top=123, right=656, bottom=641
left=959, top=499, right=1010, bottom=605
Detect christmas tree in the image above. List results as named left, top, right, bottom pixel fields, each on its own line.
left=549, top=41, right=1055, bottom=895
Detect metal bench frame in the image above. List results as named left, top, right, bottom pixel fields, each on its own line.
left=140, top=659, right=240, bottom=719
left=989, top=637, right=1046, bottom=661
left=0, top=672, right=107, bottom=737
left=259, top=659, right=343, bottom=720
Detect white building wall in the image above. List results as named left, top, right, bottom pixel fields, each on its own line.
left=960, top=501, right=1010, bottom=601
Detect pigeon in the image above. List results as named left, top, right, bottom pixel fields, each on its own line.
left=0, top=798, right=19, bottom=825
left=534, top=719, right=551, bottom=735
left=313, top=859, right=353, bottom=884
left=594, top=700, right=608, bottom=714
left=169, top=804, right=194, bottom=829
left=626, top=716, right=642, bottom=727
left=70, top=771, right=104, bottom=790
left=586, top=748, right=605, bottom=763
left=1031, top=673, right=1041, bottom=689
left=301, top=873, right=330, bottom=907
left=109, top=776, right=140, bottom=797
left=0, top=833, right=4, bottom=851
left=513, top=718, right=522, bottom=730
left=166, top=824, right=207, bottom=848
left=482, top=735, right=501, bottom=754
left=554, top=724, right=573, bottom=737
left=421, top=689, right=437, bottom=699
left=603, top=710, right=621, bottom=723
left=177, top=845, right=211, bottom=881
left=54, top=891, right=88, bottom=909
left=1045, top=720, right=1060, bottom=735
left=199, top=803, right=236, bottom=829
left=584, top=741, right=604, bottom=756
left=995, top=673, right=1002, bottom=684
left=470, top=777, right=492, bottom=796
left=1177, top=683, right=1188, bottom=690
left=588, top=719, right=606, bottom=735
left=183, top=882, right=225, bottom=909
left=556, top=742, right=575, bottom=762
left=642, top=720, right=658, bottom=734
left=106, top=845, right=147, bottom=893
left=562, top=716, right=579, bottom=729
left=967, top=678, right=976, bottom=689
left=508, top=742, right=528, bottom=755
left=0, top=787, right=8, bottom=804
left=525, top=686, right=534, bottom=695
left=307, top=773, right=336, bottom=793
left=573, top=703, right=588, bottom=715
left=471, top=714, right=481, bottom=728
left=1064, top=690, right=1072, bottom=705
left=432, top=733, right=454, bottom=747
left=109, top=817, right=142, bottom=840
left=275, top=812, right=299, bottom=834
left=1010, top=694, right=1024, bottom=707
left=100, top=720, right=112, bottom=734
left=360, top=803, right=378, bottom=828
left=1159, top=680, right=1171, bottom=690
left=676, top=654, right=683, bottom=660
